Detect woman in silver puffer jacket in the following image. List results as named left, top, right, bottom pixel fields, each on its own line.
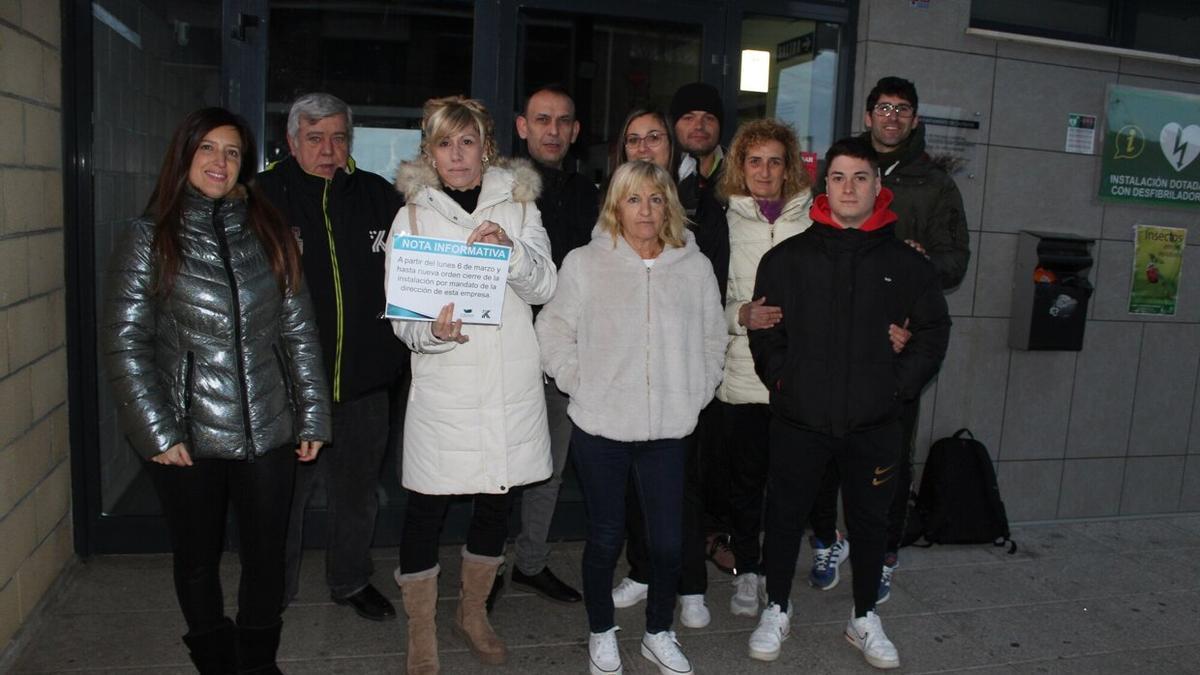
left=103, top=107, right=331, bottom=674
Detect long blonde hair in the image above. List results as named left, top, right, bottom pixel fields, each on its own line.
left=598, top=161, right=687, bottom=250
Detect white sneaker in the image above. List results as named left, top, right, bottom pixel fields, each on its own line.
left=845, top=610, right=900, bottom=669
left=588, top=626, right=623, bottom=675
left=640, top=630, right=693, bottom=674
left=678, top=594, right=710, bottom=628
left=730, top=573, right=762, bottom=617
left=748, top=602, right=790, bottom=661
left=611, top=577, right=648, bottom=609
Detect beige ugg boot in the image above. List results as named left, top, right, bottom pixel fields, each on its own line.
left=394, top=564, right=440, bottom=675
left=454, top=548, right=508, bottom=665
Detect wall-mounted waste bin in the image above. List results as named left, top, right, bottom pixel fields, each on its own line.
left=1009, top=230, right=1095, bottom=351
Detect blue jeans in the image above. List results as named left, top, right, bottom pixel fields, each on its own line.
left=571, top=426, right=686, bottom=634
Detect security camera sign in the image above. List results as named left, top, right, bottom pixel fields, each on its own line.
left=1100, top=85, right=1200, bottom=209
left=385, top=234, right=510, bottom=325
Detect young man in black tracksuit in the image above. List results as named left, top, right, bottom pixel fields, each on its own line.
left=258, top=93, right=407, bottom=622
left=746, top=137, right=950, bottom=670
left=806, top=76, right=971, bottom=602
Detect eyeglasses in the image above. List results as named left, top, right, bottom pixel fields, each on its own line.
left=624, top=131, right=667, bottom=149
left=872, top=102, right=915, bottom=118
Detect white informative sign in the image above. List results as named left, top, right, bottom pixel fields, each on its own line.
left=385, top=234, right=510, bottom=325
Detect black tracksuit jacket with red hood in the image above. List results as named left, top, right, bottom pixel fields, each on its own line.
left=748, top=188, right=951, bottom=439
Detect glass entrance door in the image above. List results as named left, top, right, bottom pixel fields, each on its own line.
left=71, top=0, right=852, bottom=555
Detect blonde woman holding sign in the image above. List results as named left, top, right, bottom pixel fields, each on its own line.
left=385, top=95, right=555, bottom=674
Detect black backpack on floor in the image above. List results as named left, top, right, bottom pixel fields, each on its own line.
left=903, top=428, right=1016, bottom=552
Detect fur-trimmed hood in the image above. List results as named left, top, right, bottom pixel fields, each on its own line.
left=395, top=157, right=542, bottom=205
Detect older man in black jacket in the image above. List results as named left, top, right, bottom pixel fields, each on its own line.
left=746, top=137, right=950, bottom=670
left=258, top=92, right=407, bottom=622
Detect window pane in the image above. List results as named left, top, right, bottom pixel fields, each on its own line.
left=1131, top=0, right=1200, bottom=59
left=265, top=1, right=473, bottom=166
left=738, top=17, right=841, bottom=158
left=971, top=0, right=1111, bottom=39
left=516, top=9, right=703, bottom=184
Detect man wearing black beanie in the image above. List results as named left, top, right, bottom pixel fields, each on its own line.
left=671, top=82, right=726, bottom=218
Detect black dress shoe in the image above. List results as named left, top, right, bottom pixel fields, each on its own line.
left=511, top=565, right=582, bottom=603
left=333, top=583, right=396, bottom=622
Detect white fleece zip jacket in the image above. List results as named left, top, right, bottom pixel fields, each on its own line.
left=536, top=225, right=726, bottom=442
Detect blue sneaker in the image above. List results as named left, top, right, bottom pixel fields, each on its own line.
left=877, top=553, right=898, bottom=604
left=807, top=532, right=849, bottom=590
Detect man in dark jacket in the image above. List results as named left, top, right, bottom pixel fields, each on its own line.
left=807, top=76, right=970, bottom=601
left=507, top=85, right=595, bottom=605
left=746, top=137, right=950, bottom=669
left=671, top=81, right=734, bottom=580
left=258, top=92, right=406, bottom=622
left=671, top=81, right=730, bottom=301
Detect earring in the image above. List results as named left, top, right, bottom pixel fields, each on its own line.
left=482, top=155, right=489, bottom=164
left=431, top=159, right=438, bottom=168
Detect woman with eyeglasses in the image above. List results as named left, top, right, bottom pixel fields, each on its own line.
left=537, top=160, right=725, bottom=675
left=615, top=108, right=676, bottom=171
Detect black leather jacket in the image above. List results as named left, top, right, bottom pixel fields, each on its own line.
left=103, top=186, right=332, bottom=460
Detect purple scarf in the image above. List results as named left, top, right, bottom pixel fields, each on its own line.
left=756, top=198, right=785, bottom=224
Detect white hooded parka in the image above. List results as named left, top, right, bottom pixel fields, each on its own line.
left=388, top=158, right=556, bottom=495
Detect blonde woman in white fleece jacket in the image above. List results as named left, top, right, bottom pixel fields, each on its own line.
left=536, top=160, right=725, bottom=675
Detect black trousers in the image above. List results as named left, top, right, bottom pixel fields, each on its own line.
left=148, top=445, right=296, bottom=633
left=286, top=388, right=392, bottom=601
left=763, top=419, right=901, bottom=617
left=695, top=400, right=731, bottom=534
left=723, top=402, right=771, bottom=574
left=809, top=399, right=919, bottom=552
left=623, top=430, right=707, bottom=595
left=399, top=490, right=511, bottom=573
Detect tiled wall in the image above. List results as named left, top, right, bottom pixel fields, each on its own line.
left=0, top=0, right=71, bottom=654
left=855, top=0, right=1200, bottom=520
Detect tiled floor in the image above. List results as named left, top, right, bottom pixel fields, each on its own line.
left=8, top=515, right=1200, bottom=673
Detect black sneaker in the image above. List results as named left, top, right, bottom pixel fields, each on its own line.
left=512, top=565, right=582, bottom=604
left=333, top=583, right=396, bottom=622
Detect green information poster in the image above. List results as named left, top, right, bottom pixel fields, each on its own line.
left=1130, top=225, right=1186, bottom=315
left=1100, top=85, right=1200, bottom=208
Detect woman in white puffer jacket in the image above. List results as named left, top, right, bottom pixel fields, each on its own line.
left=386, top=96, right=555, bottom=674
left=714, top=119, right=814, bottom=619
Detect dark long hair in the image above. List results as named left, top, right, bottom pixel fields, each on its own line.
left=145, top=107, right=301, bottom=296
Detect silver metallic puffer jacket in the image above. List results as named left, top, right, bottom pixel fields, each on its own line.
left=103, top=187, right=332, bottom=460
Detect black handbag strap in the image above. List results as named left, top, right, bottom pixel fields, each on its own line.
left=952, top=428, right=975, bottom=440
